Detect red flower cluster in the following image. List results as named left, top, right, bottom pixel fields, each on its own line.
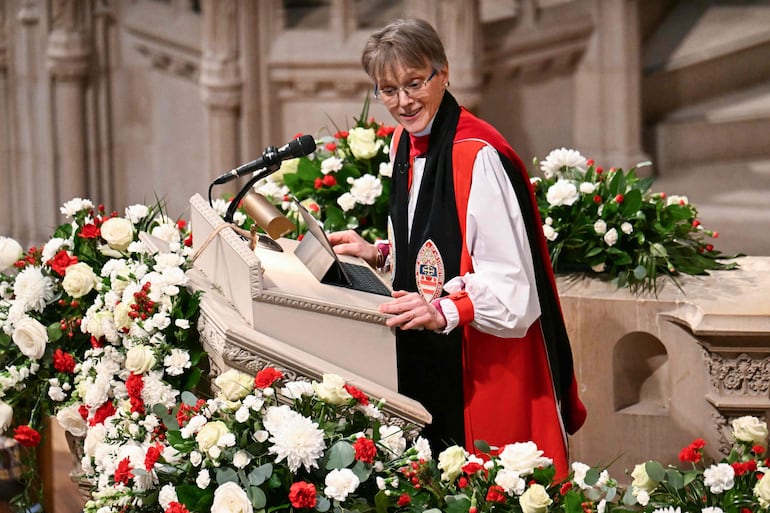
left=255, top=367, right=283, bottom=389
left=53, top=348, right=76, bottom=373
left=176, top=398, right=207, bottom=427
left=114, top=457, right=134, bottom=485
left=145, top=442, right=164, bottom=472
left=288, top=481, right=317, bottom=509
left=353, top=437, right=377, bottom=464
left=343, top=383, right=369, bottom=405
left=126, top=372, right=145, bottom=414
left=485, top=485, right=507, bottom=503
left=165, top=502, right=190, bottom=513
left=679, top=437, right=706, bottom=464
left=48, top=250, right=78, bottom=276
left=732, top=459, right=757, bottom=476
left=13, top=425, right=41, bottom=447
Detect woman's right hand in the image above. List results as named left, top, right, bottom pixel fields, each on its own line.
left=326, top=230, right=378, bottom=268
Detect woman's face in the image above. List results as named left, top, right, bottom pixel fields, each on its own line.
left=375, top=61, right=448, bottom=134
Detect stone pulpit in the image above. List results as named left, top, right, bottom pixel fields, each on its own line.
left=187, top=194, right=430, bottom=435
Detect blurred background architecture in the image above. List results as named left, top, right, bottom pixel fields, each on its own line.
left=1, top=0, right=768, bottom=256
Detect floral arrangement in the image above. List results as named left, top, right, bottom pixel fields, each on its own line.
left=0, top=198, right=204, bottom=511
left=79, top=366, right=432, bottom=513
left=532, top=148, right=738, bottom=292
left=253, top=98, right=395, bottom=242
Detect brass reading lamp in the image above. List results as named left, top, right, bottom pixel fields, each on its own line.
left=240, top=191, right=295, bottom=252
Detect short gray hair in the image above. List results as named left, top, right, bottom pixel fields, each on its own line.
left=361, top=18, right=448, bottom=81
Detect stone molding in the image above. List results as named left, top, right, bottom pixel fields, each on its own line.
left=46, top=28, right=90, bottom=80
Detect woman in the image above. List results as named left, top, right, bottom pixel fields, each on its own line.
left=328, top=18, right=586, bottom=477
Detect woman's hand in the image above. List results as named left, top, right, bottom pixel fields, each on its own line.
left=379, top=290, right=447, bottom=331
left=327, top=230, right=379, bottom=268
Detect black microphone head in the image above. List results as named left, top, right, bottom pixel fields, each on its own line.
left=284, top=134, right=317, bottom=158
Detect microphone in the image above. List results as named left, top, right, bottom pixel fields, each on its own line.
left=212, top=134, right=316, bottom=185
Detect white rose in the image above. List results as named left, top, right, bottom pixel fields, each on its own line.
left=83, top=423, right=107, bottom=457
left=337, top=192, right=357, bottom=212
left=631, top=462, right=658, bottom=494
left=312, top=373, right=351, bottom=405
left=519, top=483, right=552, bottom=513
left=603, top=227, right=618, bottom=247
left=546, top=179, right=579, bottom=206
left=0, top=401, right=13, bottom=431
left=756, top=473, right=770, bottom=509
left=100, top=217, right=134, bottom=251
left=56, top=404, right=88, bottom=437
left=579, top=182, right=595, bottom=194
left=542, top=224, right=558, bottom=242
left=498, top=441, right=551, bottom=475
left=232, top=450, right=252, bottom=469
left=621, top=222, right=633, bottom=234
left=321, top=156, right=344, bottom=175
left=212, top=482, right=252, bottom=513
left=347, top=127, right=381, bottom=160
left=125, top=345, right=157, bottom=374
left=215, top=369, right=254, bottom=401
left=113, top=302, right=133, bottom=331
left=437, top=445, right=466, bottom=481
left=0, top=237, right=23, bottom=272
left=13, top=316, right=49, bottom=360
left=62, top=262, right=98, bottom=298
left=594, top=219, right=607, bottom=235
left=196, top=420, right=230, bottom=453
left=732, top=416, right=768, bottom=446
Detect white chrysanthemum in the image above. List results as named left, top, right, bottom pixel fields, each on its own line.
left=266, top=408, right=325, bottom=473
left=539, top=147, right=587, bottom=179
left=163, top=349, right=191, bottom=376
left=60, top=198, right=95, bottom=218
left=348, top=174, right=383, bottom=205
left=142, top=371, right=180, bottom=409
left=13, top=266, right=56, bottom=313
left=41, top=238, right=71, bottom=263
left=324, top=468, right=360, bottom=502
left=546, top=179, right=579, bottom=207
left=703, top=463, right=735, bottom=493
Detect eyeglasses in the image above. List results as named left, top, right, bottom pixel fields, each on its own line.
left=373, top=69, right=437, bottom=103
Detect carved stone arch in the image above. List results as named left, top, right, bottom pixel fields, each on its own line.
left=613, top=331, right=670, bottom=415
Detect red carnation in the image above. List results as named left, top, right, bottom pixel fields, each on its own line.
left=177, top=219, right=187, bottom=230
left=13, top=425, right=41, bottom=447
left=288, top=481, right=317, bottom=509
left=754, top=445, right=766, bottom=455
left=462, top=461, right=485, bottom=475
left=255, top=367, right=283, bottom=389
left=457, top=476, right=468, bottom=489
left=397, top=493, right=411, bottom=507
left=353, top=437, right=377, bottom=464
left=165, top=502, right=190, bottom=513
left=114, top=457, right=134, bottom=485
left=485, top=485, right=507, bottom=503
left=79, top=224, right=100, bottom=239
left=145, top=443, right=164, bottom=471
left=48, top=250, right=78, bottom=276
left=344, top=384, right=369, bottom=405
left=53, top=348, right=77, bottom=373
left=91, top=400, right=116, bottom=426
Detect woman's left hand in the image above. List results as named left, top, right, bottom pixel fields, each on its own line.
left=379, top=290, right=447, bottom=331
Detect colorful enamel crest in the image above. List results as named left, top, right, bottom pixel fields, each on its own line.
left=415, top=239, right=445, bottom=303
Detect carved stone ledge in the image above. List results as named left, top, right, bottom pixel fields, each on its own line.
left=135, top=43, right=200, bottom=82
left=254, top=291, right=386, bottom=326
left=17, top=0, right=40, bottom=25
left=703, top=350, right=770, bottom=398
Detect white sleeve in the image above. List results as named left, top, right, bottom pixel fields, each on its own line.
left=438, top=145, right=541, bottom=337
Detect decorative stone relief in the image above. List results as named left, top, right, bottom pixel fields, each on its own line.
left=47, top=0, right=90, bottom=80
left=704, top=351, right=770, bottom=398
left=17, top=0, right=40, bottom=25
left=135, top=43, right=200, bottom=82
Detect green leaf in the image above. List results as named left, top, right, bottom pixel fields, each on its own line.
left=46, top=323, right=63, bottom=343
left=444, top=495, right=471, bottom=513
left=326, top=440, right=356, bottom=469
left=316, top=495, right=331, bottom=512
left=664, top=468, right=685, bottom=489
left=248, top=463, right=273, bottom=486
left=181, top=390, right=199, bottom=406
left=248, top=485, right=268, bottom=509
left=645, top=460, right=666, bottom=482
left=474, top=439, right=491, bottom=454
left=216, top=467, right=239, bottom=485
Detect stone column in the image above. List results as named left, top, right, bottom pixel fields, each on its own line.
left=406, top=0, right=483, bottom=110
left=0, top=2, right=10, bottom=236
left=46, top=0, right=91, bottom=204
left=199, top=0, right=242, bottom=191
left=573, top=0, right=648, bottom=171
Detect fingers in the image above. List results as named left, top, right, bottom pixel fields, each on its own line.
left=380, top=291, right=445, bottom=331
